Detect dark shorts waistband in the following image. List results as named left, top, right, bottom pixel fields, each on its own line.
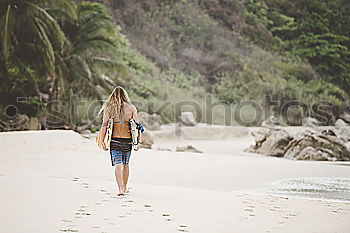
left=111, top=137, right=132, bottom=143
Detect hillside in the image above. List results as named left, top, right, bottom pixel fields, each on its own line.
left=0, top=0, right=349, bottom=130
left=97, top=0, right=350, bottom=125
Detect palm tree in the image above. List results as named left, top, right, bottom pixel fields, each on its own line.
left=1, top=0, right=129, bottom=104
left=0, top=0, right=69, bottom=103
left=53, top=1, right=130, bottom=99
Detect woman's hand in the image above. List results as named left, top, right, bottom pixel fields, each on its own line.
left=134, top=143, right=141, bottom=151
left=101, top=142, right=108, bottom=151
left=96, top=132, right=108, bottom=151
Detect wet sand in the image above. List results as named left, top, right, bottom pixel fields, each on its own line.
left=0, top=129, right=350, bottom=233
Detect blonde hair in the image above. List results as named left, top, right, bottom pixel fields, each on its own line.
left=99, top=86, right=131, bottom=120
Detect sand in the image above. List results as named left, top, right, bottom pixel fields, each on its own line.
left=1, top=129, right=350, bottom=233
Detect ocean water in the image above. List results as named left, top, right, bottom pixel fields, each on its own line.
left=247, top=177, right=350, bottom=202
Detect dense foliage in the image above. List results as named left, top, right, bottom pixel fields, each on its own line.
left=0, top=0, right=349, bottom=127
left=106, top=0, right=348, bottom=124
left=244, top=0, right=350, bottom=92
left=0, top=0, right=128, bottom=113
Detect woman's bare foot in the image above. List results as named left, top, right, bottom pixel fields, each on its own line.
left=117, top=186, right=125, bottom=196
left=123, top=188, right=129, bottom=193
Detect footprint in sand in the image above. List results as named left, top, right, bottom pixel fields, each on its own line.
left=161, top=213, right=173, bottom=221
left=177, top=225, right=189, bottom=232
left=62, top=219, right=72, bottom=223
left=144, top=204, right=154, bottom=212
left=59, top=229, right=78, bottom=232
left=81, top=182, right=89, bottom=188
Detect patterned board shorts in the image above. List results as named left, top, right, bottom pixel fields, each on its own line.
left=110, top=150, right=132, bottom=166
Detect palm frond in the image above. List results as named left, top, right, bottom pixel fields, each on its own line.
left=1, top=5, right=12, bottom=59
left=87, top=56, right=129, bottom=78
left=46, top=0, right=77, bottom=22
left=33, top=18, right=55, bottom=73
left=66, top=54, right=92, bottom=82
left=23, top=0, right=66, bottom=47
left=73, top=37, right=119, bottom=56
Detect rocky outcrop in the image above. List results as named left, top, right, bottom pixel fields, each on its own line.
left=302, top=117, right=319, bottom=127
left=13, top=114, right=30, bottom=130
left=340, top=112, right=350, bottom=124
left=138, top=112, right=162, bottom=130
left=245, top=128, right=292, bottom=157
left=261, top=116, right=282, bottom=130
left=176, top=144, right=203, bottom=153
left=26, top=117, right=41, bottom=130
left=334, top=119, right=348, bottom=127
left=179, top=112, right=197, bottom=126
left=76, top=120, right=94, bottom=133
left=284, top=130, right=350, bottom=161
left=337, top=127, right=350, bottom=142
left=246, top=127, right=350, bottom=161
left=140, top=131, right=154, bottom=149
left=5, top=114, right=41, bottom=131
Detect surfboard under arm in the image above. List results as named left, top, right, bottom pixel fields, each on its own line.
left=104, top=118, right=113, bottom=149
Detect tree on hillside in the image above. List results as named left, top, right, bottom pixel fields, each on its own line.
left=0, top=0, right=129, bottom=118
left=0, top=0, right=68, bottom=105
left=51, top=1, right=129, bottom=99
left=246, top=0, right=350, bottom=93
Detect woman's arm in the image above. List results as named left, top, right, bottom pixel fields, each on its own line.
left=96, top=109, right=109, bottom=150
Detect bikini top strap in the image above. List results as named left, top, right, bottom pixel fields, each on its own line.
left=113, top=120, right=129, bottom=124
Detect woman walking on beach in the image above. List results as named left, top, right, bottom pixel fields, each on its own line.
left=97, top=86, right=142, bottom=196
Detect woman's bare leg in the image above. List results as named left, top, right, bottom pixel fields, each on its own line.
left=114, top=164, right=124, bottom=195
left=122, top=164, right=129, bottom=192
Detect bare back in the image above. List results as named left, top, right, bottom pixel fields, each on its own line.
left=112, top=102, right=137, bottom=138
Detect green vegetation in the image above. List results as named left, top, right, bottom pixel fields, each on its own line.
left=0, top=0, right=349, bottom=128
left=244, top=0, right=350, bottom=92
